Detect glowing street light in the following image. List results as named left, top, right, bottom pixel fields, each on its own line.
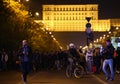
left=109, top=31, right=111, bottom=34
left=46, top=28, right=49, bottom=31
left=18, top=0, right=21, bottom=2
left=49, top=32, right=52, bottom=34
left=103, top=34, right=106, bottom=37
left=18, top=0, right=29, bottom=2
left=35, top=12, right=40, bottom=20
left=35, top=12, right=39, bottom=16
left=116, top=27, right=119, bottom=30
left=26, top=0, right=29, bottom=2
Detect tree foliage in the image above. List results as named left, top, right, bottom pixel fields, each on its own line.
left=0, top=0, right=60, bottom=51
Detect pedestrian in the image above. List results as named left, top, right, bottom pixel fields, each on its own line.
left=1, top=51, right=8, bottom=71
left=93, top=48, right=101, bottom=74
left=0, top=50, right=3, bottom=71
left=102, top=39, right=115, bottom=81
left=18, top=40, right=32, bottom=84
left=116, top=45, right=120, bottom=73
left=32, top=50, right=41, bottom=71
left=85, top=49, right=93, bottom=72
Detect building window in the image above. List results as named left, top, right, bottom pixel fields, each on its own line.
left=62, top=17, right=64, bottom=20
left=66, top=8, right=68, bottom=11
left=60, top=8, right=62, bottom=11
left=76, top=17, right=77, bottom=20
left=91, top=7, right=93, bottom=11
left=60, top=17, right=62, bottom=20
left=57, top=8, right=59, bottom=11
left=47, top=8, right=49, bottom=11
left=73, top=17, right=74, bottom=20
left=66, top=17, right=68, bottom=20
left=73, top=8, right=74, bottom=11
left=76, top=8, right=77, bottom=11
left=82, top=8, right=84, bottom=11
left=47, top=17, right=49, bottom=20
left=54, top=8, right=56, bottom=11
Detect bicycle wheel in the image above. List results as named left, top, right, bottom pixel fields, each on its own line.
left=66, top=65, right=72, bottom=78
left=74, top=65, right=84, bottom=78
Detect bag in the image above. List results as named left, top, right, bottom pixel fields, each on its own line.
left=114, top=50, right=117, bottom=58
left=92, top=65, right=96, bottom=73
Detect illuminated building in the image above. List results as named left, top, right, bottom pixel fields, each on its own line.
left=42, top=4, right=111, bottom=32
left=110, top=19, right=120, bottom=27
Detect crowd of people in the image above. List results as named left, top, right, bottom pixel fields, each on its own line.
left=0, top=39, right=120, bottom=83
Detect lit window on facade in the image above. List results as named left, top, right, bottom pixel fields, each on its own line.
left=66, top=8, right=68, bottom=11
left=57, top=8, right=59, bottom=11
left=60, top=8, right=62, bottom=11
left=76, top=8, right=77, bottom=11
left=54, top=8, right=56, bottom=11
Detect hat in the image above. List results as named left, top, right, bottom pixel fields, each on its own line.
left=69, top=43, right=75, bottom=48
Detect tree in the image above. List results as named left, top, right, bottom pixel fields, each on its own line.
left=0, top=0, right=60, bottom=51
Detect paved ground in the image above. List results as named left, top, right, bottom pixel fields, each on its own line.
left=0, top=70, right=120, bottom=84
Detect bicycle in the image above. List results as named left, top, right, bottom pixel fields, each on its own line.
left=66, top=57, right=84, bottom=78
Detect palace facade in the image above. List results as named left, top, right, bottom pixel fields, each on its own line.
left=42, top=4, right=111, bottom=32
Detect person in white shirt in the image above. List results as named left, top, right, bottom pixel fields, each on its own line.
left=86, top=49, right=93, bottom=72
left=2, top=51, right=8, bottom=70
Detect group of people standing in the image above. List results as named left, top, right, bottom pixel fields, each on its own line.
left=85, top=39, right=120, bottom=81
left=17, top=39, right=120, bottom=84
left=1, top=39, right=120, bottom=84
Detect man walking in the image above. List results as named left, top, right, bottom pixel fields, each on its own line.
left=102, top=39, right=115, bottom=81
left=18, top=40, right=32, bottom=84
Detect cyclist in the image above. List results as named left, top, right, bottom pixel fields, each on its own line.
left=67, top=43, right=81, bottom=69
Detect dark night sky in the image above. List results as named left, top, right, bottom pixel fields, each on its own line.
left=30, top=0, right=120, bottom=19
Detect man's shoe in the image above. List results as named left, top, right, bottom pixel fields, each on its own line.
left=23, top=82, right=27, bottom=84
left=106, top=77, right=110, bottom=80
left=109, top=78, right=114, bottom=81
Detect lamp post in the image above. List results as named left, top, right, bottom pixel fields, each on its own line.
left=85, top=17, right=94, bottom=47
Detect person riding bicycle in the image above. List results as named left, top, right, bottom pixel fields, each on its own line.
left=67, top=43, right=81, bottom=67
left=66, top=43, right=84, bottom=78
